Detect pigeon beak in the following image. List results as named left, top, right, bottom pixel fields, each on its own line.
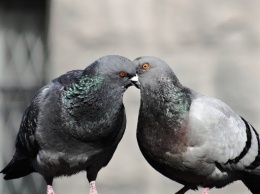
left=131, top=75, right=140, bottom=89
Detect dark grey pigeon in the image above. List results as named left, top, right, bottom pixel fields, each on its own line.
left=1, top=55, right=140, bottom=194
left=134, top=56, right=260, bottom=194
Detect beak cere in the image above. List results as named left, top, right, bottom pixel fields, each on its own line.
left=131, top=75, right=141, bottom=89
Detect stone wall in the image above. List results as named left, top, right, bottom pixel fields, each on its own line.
left=2, top=1, right=259, bottom=194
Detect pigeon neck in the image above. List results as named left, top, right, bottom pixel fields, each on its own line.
left=138, top=81, right=191, bottom=157
left=61, top=74, right=122, bottom=116
left=141, top=79, right=191, bottom=126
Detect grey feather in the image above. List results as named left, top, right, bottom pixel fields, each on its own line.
left=1, top=55, right=139, bottom=191
left=134, top=56, right=259, bottom=194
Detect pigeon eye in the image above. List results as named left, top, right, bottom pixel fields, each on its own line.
left=119, top=71, right=126, bottom=77
left=142, top=63, right=149, bottom=70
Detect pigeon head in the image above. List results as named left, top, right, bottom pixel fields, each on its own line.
left=84, top=55, right=140, bottom=90
left=133, top=56, right=181, bottom=90
left=133, top=56, right=190, bottom=120
left=62, top=55, right=140, bottom=116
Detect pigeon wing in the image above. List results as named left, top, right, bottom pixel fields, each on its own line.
left=16, top=70, right=83, bottom=157
left=1, top=85, right=51, bottom=179
left=186, top=94, right=259, bottom=175
left=15, top=85, right=51, bottom=158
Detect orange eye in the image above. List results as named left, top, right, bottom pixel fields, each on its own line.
left=119, top=71, right=126, bottom=77
left=142, top=63, right=149, bottom=70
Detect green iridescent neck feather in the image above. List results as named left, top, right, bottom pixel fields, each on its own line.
left=62, top=74, right=104, bottom=113
left=165, top=87, right=190, bottom=123
left=143, top=80, right=191, bottom=126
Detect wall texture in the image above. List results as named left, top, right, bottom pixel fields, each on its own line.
left=48, top=1, right=260, bottom=194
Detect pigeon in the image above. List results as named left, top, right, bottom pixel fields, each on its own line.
left=1, top=55, right=140, bottom=194
left=133, top=56, right=260, bottom=194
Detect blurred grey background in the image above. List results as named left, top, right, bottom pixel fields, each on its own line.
left=0, top=0, right=259, bottom=194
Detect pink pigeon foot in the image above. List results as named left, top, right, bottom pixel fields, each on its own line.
left=89, top=181, right=98, bottom=194
left=202, top=187, right=209, bottom=194
left=47, top=185, right=55, bottom=194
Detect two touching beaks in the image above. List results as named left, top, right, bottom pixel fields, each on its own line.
left=131, top=75, right=140, bottom=89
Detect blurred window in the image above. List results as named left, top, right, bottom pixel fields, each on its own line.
left=0, top=1, right=50, bottom=193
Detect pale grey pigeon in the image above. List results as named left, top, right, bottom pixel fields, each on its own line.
left=1, top=55, right=140, bottom=194
left=134, top=56, right=260, bottom=194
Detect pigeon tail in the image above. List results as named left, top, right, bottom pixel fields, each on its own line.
left=242, top=173, right=260, bottom=194
left=1, top=157, right=34, bottom=179
left=175, top=185, right=196, bottom=194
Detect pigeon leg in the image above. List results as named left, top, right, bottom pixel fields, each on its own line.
left=202, top=188, right=209, bottom=194
left=87, top=167, right=100, bottom=194
left=45, top=177, right=55, bottom=194
left=47, top=185, right=55, bottom=194
left=89, top=181, right=98, bottom=194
